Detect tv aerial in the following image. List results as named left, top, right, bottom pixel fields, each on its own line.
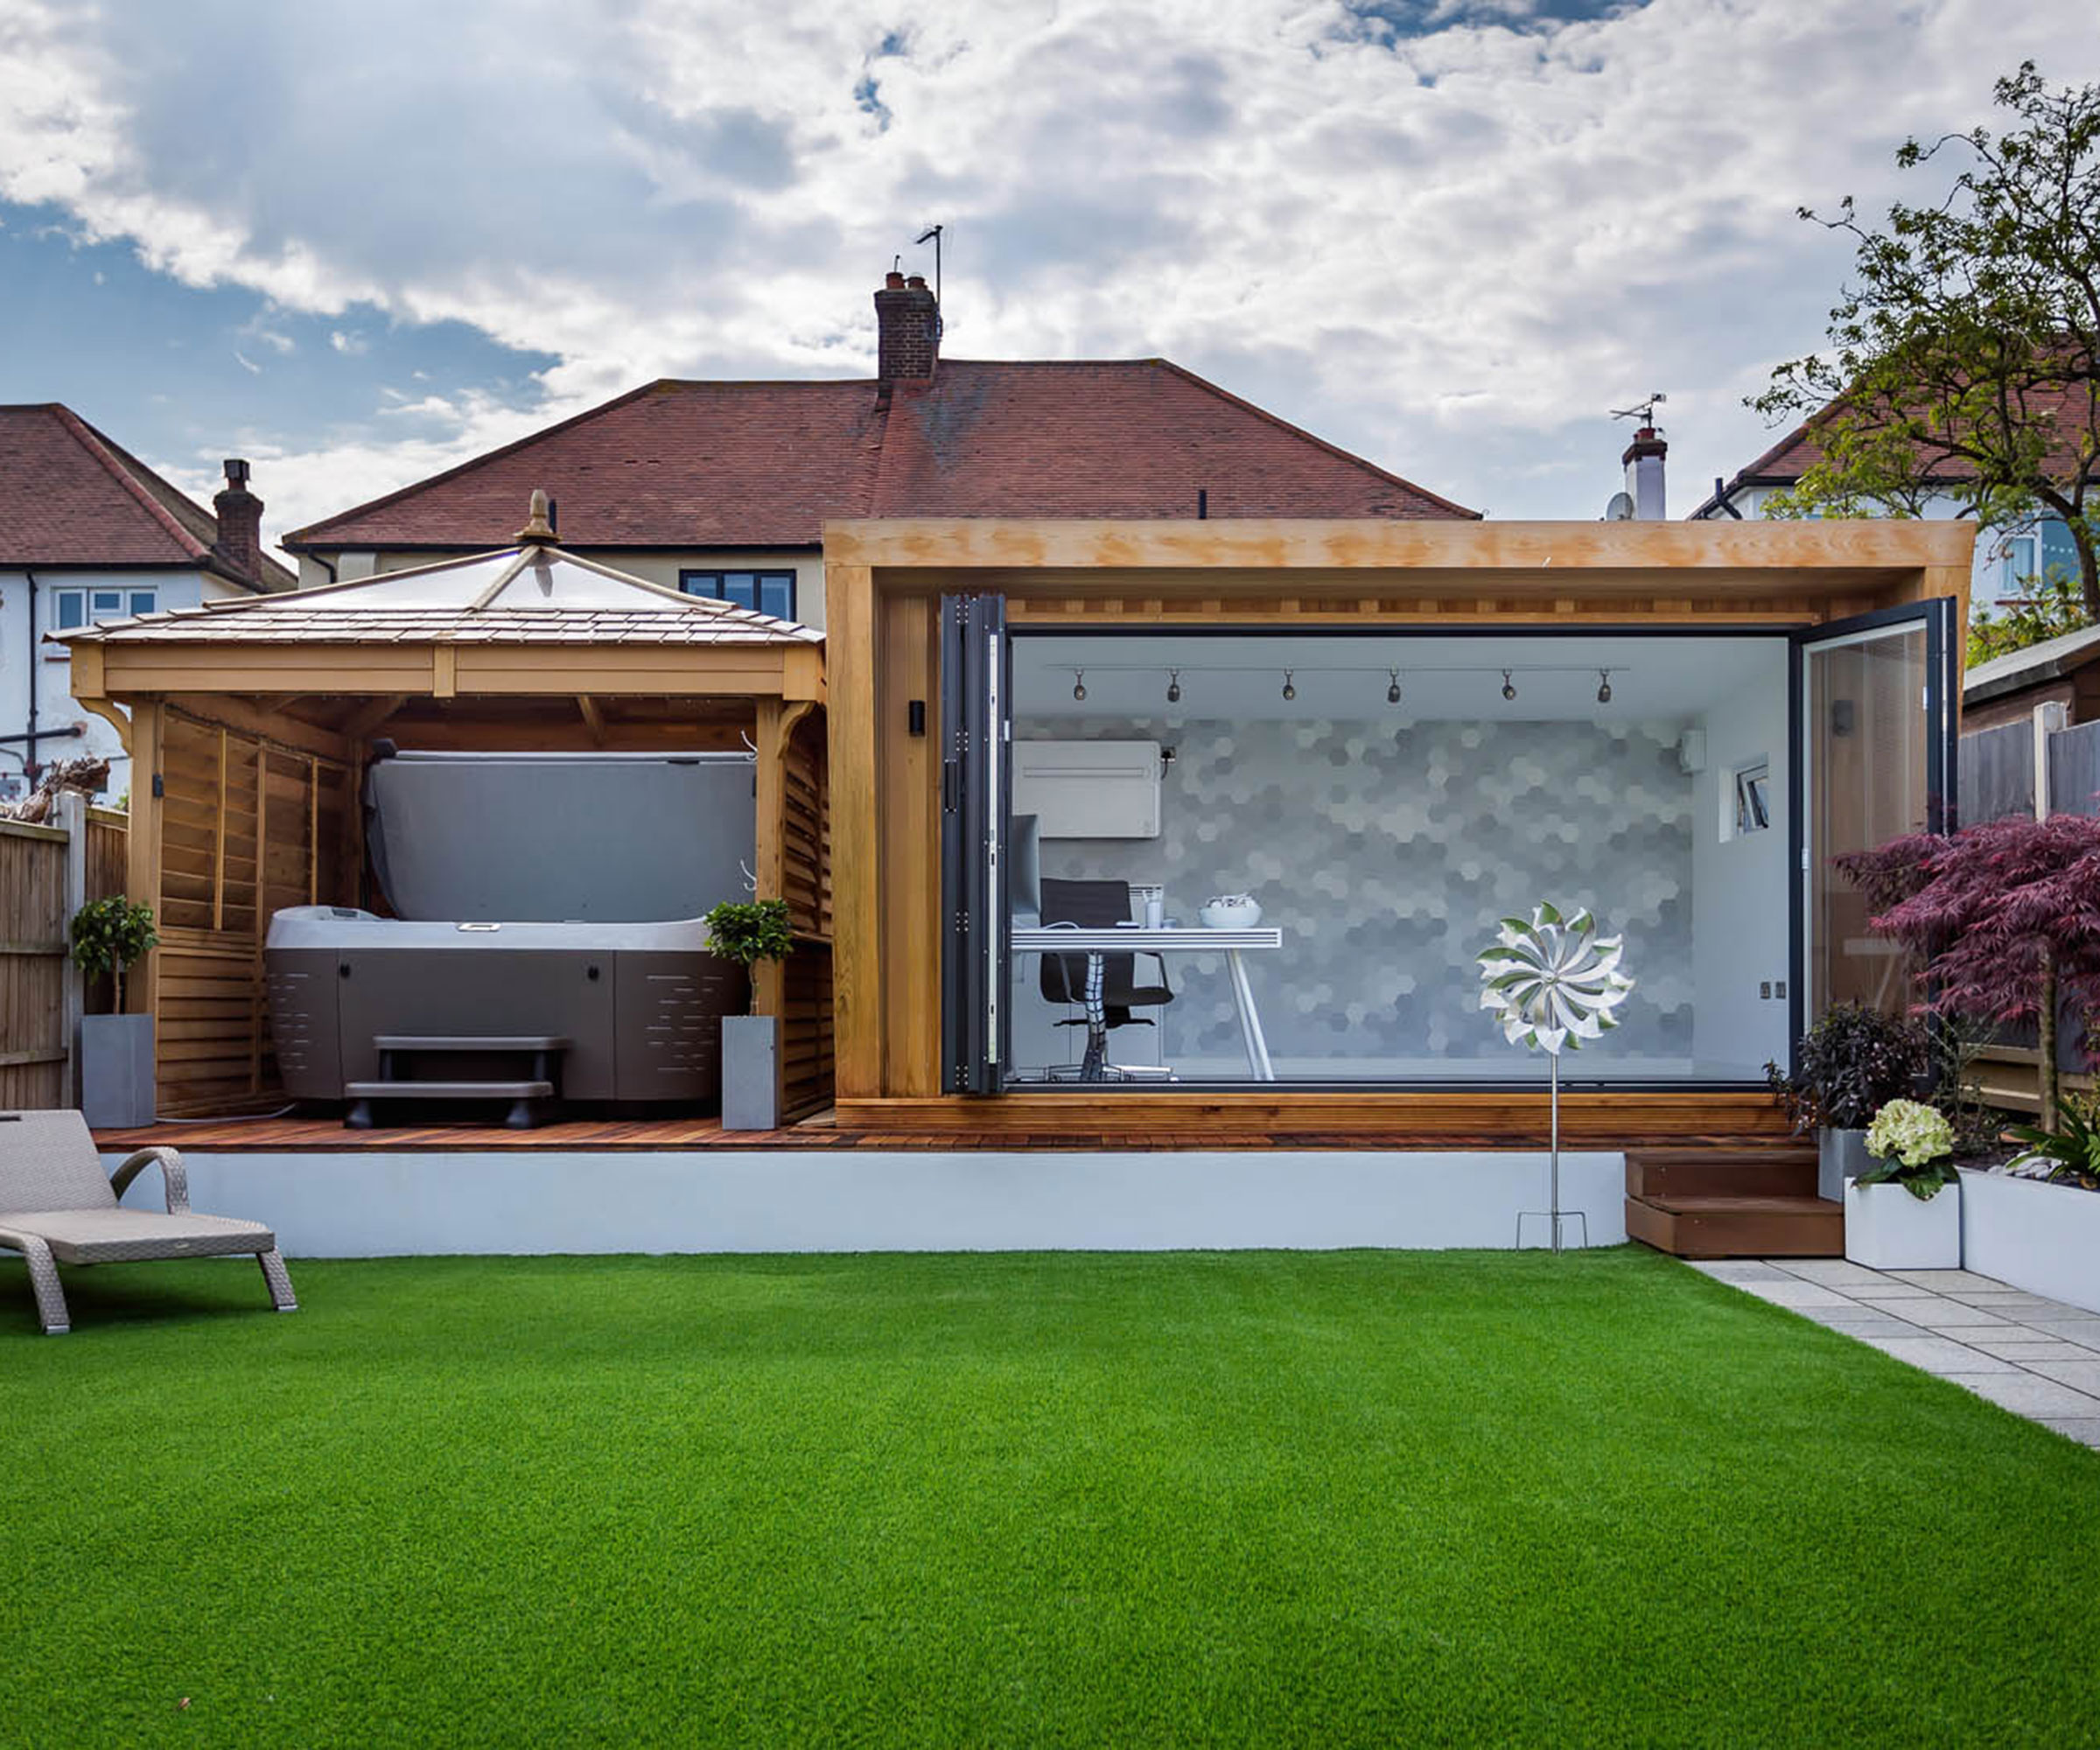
left=1611, top=391, right=1666, bottom=428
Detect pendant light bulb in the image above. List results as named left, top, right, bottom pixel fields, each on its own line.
left=1596, top=669, right=1613, bottom=705
left=1072, top=669, right=1087, bottom=703
left=1501, top=669, right=1516, bottom=703
left=1386, top=669, right=1403, bottom=706
left=1281, top=669, right=1297, bottom=703
left=1166, top=669, right=1181, bottom=704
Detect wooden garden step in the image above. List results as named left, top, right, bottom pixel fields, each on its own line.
left=1625, top=1148, right=1819, bottom=1201
left=1625, top=1188, right=1844, bottom=1260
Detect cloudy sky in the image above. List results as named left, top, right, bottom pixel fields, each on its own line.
left=2, top=0, right=2091, bottom=551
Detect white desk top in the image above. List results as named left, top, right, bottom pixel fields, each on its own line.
left=1012, top=926, right=1282, bottom=952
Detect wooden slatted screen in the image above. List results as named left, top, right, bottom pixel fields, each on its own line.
left=152, top=709, right=354, bottom=1115
left=780, top=709, right=834, bottom=1119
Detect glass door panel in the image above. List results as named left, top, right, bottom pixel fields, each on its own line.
left=938, top=592, right=1010, bottom=1094
left=1798, top=603, right=1955, bottom=1024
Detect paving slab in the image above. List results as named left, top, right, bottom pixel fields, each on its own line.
left=1843, top=1286, right=1948, bottom=1304
left=1955, top=1373, right=2100, bottom=1418
left=1942, top=1292, right=2080, bottom=1315
left=1773, top=1259, right=1895, bottom=1289
left=1856, top=1335, right=2017, bottom=1375
left=2025, top=1320, right=2100, bottom=1353
left=2035, top=1418, right=2100, bottom=1448
left=1886, top=1270, right=2010, bottom=1291
left=1736, top=1280, right=1858, bottom=1309
left=1792, top=1309, right=1928, bottom=1339
left=1958, top=1336, right=2100, bottom=1362
left=1897, top=1306, right=2016, bottom=1333
left=1688, top=1261, right=1799, bottom=1284
left=2021, top=1357, right=2100, bottom=1395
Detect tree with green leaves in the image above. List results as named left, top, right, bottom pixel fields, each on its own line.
left=1754, top=64, right=2100, bottom=615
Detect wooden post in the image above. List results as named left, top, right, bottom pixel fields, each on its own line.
left=752, top=700, right=786, bottom=1024
left=307, top=757, right=319, bottom=905
left=826, top=564, right=881, bottom=1099
left=57, top=790, right=87, bottom=1108
left=254, top=740, right=269, bottom=1093
left=213, top=727, right=228, bottom=931
left=123, top=701, right=164, bottom=1023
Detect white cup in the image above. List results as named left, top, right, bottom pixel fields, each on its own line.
left=1144, top=894, right=1166, bottom=928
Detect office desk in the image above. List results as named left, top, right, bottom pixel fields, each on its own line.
left=1012, top=926, right=1283, bottom=1081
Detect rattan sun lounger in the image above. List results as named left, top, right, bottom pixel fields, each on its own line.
left=0, top=1110, right=297, bottom=1335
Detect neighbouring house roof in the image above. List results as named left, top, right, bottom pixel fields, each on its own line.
left=1690, top=382, right=2096, bottom=520
left=55, top=538, right=822, bottom=648
left=1964, top=622, right=2100, bottom=706
left=0, top=403, right=295, bottom=589
left=284, top=360, right=1476, bottom=551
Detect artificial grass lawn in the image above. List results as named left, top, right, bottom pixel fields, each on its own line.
left=4, top=1250, right=2096, bottom=1747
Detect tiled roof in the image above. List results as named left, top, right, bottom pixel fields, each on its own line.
left=1694, top=382, right=2096, bottom=518
left=0, top=404, right=295, bottom=588
left=58, top=543, right=822, bottom=648
left=285, top=360, right=1474, bottom=550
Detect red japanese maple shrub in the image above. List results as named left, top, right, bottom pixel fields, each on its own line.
left=1836, top=813, right=2100, bottom=1124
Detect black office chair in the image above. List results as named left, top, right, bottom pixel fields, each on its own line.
left=1038, top=878, right=1174, bottom=1080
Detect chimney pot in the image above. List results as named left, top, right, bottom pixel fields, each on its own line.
left=905, top=273, right=928, bottom=290
left=885, top=270, right=906, bottom=289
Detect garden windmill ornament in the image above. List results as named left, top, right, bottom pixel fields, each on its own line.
left=1478, top=904, right=1635, bottom=1252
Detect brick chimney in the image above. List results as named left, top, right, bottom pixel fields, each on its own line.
left=874, top=270, right=939, bottom=382
left=212, top=458, right=266, bottom=584
left=1620, top=426, right=1668, bottom=521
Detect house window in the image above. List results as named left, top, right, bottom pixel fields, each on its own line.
left=47, top=585, right=156, bottom=654
left=1995, top=533, right=2040, bottom=600
left=679, top=570, right=796, bottom=620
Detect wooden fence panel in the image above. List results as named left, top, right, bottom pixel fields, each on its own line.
left=2046, top=719, right=2100, bottom=818
left=0, top=821, right=69, bottom=1109
left=1957, top=720, right=2035, bottom=824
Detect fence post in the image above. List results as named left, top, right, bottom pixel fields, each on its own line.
left=2033, top=700, right=2069, bottom=818
left=57, top=789, right=88, bottom=1109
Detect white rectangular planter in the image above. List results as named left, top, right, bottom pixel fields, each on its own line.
left=1957, top=1168, right=2100, bottom=1316
left=1844, top=1178, right=1961, bottom=1270
left=1818, top=1128, right=1872, bottom=1202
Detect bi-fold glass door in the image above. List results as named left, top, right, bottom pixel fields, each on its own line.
left=938, top=592, right=1010, bottom=1094
left=1794, top=599, right=1959, bottom=1035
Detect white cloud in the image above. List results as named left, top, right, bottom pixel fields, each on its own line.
left=328, top=330, right=368, bottom=354
left=8, top=0, right=2099, bottom=524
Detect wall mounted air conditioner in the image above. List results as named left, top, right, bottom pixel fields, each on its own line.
left=1012, top=740, right=1161, bottom=838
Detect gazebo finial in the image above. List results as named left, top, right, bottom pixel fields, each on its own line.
left=514, top=489, right=556, bottom=545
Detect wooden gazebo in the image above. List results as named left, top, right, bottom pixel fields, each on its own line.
left=61, top=508, right=830, bottom=1118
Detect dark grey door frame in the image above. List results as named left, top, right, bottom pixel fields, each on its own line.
left=938, top=592, right=1011, bottom=1094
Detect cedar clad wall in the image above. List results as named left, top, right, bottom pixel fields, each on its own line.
left=0, top=823, right=70, bottom=1109
left=153, top=708, right=355, bottom=1115
left=780, top=710, right=835, bottom=1122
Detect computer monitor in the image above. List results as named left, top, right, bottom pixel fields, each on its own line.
left=1008, top=813, right=1042, bottom=927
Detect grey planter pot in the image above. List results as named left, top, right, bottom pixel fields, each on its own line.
left=720, top=1015, right=779, bottom=1132
left=80, top=1014, right=156, bottom=1130
left=1818, top=1127, right=1872, bottom=1203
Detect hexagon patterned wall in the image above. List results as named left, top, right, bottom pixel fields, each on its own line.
left=1018, top=717, right=1694, bottom=1069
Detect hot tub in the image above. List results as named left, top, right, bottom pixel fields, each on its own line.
left=263, top=749, right=760, bottom=1115
left=265, top=907, right=746, bottom=1106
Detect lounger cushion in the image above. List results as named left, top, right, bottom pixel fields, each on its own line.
left=0, top=1208, right=275, bottom=1266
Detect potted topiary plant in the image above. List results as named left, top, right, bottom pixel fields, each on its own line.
left=1766, top=1002, right=1930, bottom=1201
left=68, top=894, right=159, bottom=1128
left=704, top=899, right=795, bottom=1130
left=1844, top=1097, right=1961, bottom=1268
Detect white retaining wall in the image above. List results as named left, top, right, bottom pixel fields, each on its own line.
left=103, top=1148, right=1628, bottom=1256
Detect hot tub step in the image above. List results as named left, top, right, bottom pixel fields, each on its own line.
left=373, top=1035, right=572, bottom=1053
left=344, top=1079, right=556, bottom=1131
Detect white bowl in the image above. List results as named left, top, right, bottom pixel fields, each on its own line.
left=1199, top=897, right=1262, bottom=928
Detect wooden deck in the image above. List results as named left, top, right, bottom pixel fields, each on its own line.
left=93, top=1110, right=1795, bottom=1155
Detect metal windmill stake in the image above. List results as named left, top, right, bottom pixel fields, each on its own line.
left=1478, top=904, right=1635, bottom=1253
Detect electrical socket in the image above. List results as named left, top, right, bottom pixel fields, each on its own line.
left=1760, top=981, right=1772, bottom=999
